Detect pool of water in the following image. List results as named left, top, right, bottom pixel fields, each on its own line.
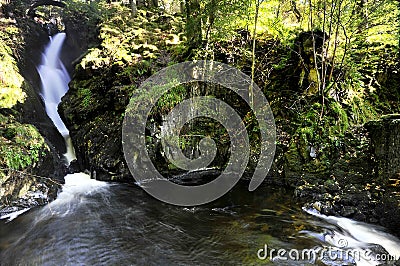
left=1, top=173, right=399, bottom=265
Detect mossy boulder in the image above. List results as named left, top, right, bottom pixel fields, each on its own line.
left=0, top=113, right=61, bottom=213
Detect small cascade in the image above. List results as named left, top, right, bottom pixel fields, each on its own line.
left=37, top=32, right=76, bottom=163
left=303, top=208, right=400, bottom=265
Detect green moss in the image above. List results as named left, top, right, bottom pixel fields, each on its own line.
left=349, top=97, right=377, bottom=124
left=0, top=114, right=48, bottom=171
left=154, top=85, right=187, bottom=112
left=79, top=3, right=184, bottom=70
left=78, top=87, right=92, bottom=109
left=0, top=30, right=26, bottom=108
left=330, top=101, right=349, bottom=135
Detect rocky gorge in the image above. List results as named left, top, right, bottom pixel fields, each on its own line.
left=59, top=2, right=400, bottom=237
left=0, top=0, right=399, bottom=245
left=0, top=0, right=97, bottom=214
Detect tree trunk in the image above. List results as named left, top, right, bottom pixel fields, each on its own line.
left=250, top=0, right=261, bottom=108
left=205, top=0, right=216, bottom=45
left=180, top=0, right=185, bottom=13
left=185, top=0, right=202, bottom=49
left=129, top=0, right=137, bottom=17
left=291, top=0, right=301, bottom=22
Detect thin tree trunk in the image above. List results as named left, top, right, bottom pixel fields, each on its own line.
left=291, top=0, right=301, bottom=22
left=309, top=0, right=321, bottom=94
left=328, top=0, right=343, bottom=83
left=185, top=0, right=202, bottom=49
left=137, top=0, right=145, bottom=8
left=130, top=0, right=137, bottom=17
left=180, top=0, right=185, bottom=13
left=149, top=0, right=158, bottom=8
left=321, top=0, right=327, bottom=93
left=204, top=0, right=216, bottom=59
left=250, top=0, right=261, bottom=108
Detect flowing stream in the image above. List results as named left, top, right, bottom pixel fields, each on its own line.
left=0, top=33, right=399, bottom=265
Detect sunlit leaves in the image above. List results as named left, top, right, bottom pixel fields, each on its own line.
left=0, top=28, right=26, bottom=108
left=79, top=3, right=184, bottom=69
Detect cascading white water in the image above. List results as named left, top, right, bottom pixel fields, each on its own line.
left=303, top=208, right=400, bottom=265
left=38, top=32, right=76, bottom=163
left=36, top=33, right=112, bottom=210
left=0, top=32, right=90, bottom=223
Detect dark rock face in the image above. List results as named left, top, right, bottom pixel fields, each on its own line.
left=0, top=142, right=62, bottom=214
left=366, top=115, right=400, bottom=183
left=61, top=9, right=100, bottom=74
left=59, top=69, right=134, bottom=181
left=0, top=111, right=65, bottom=214
left=365, top=115, right=400, bottom=235
left=297, top=116, right=400, bottom=237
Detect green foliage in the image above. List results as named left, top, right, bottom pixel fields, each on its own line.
left=63, top=0, right=102, bottom=29
left=184, top=0, right=398, bottom=118
left=286, top=98, right=351, bottom=169
left=205, top=0, right=252, bottom=40
left=117, top=60, right=152, bottom=82
left=0, top=115, right=48, bottom=171
left=80, top=4, right=184, bottom=69
left=243, top=0, right=299, bottom=41
left=67, top=0, right=398, bottom=177
left=154, top=85, right=187, bottom=112
left=0, top=20, right=26, bottom=108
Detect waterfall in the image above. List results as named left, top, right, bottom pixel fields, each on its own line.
left=37, top=32, right=76, bottom=163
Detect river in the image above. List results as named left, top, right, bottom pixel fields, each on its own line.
left=1, top=172, right=399, bottom=265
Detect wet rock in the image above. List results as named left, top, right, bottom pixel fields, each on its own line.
left=59, top=70, right=135, bottom=181
left=0, top=116, right=62, bottom=213
left=67, top=159, right=81, bottom=174
left=352, top=212, right=366, bottom=222
left=340, top=206, right=357, bottom=217
left=323, top=178, right=339, bottom=192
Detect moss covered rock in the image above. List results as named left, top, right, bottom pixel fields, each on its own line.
left=0, top=0, right=71, bottom=214
left=0, top=113, right=61, bottom=213
left=60, top=4, right=184, bottom=181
